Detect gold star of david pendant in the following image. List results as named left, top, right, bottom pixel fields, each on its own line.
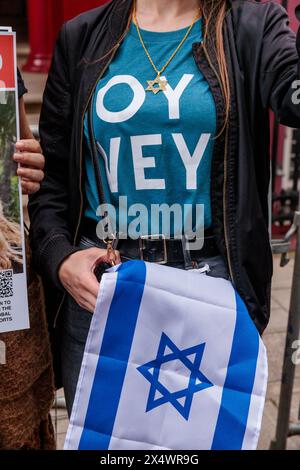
left=146, top=75, right=168, bottom=94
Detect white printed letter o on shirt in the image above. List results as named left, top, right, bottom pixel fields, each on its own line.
left=96, top=75, right=146, bottom=123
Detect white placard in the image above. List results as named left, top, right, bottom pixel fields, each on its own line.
left=0, top=29, right=29, bottom=333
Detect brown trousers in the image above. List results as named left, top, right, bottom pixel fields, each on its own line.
left=0, top=238, right=56, bottom=450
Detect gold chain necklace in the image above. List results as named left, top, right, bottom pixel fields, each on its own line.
left=133, top=2, right=201, bottom=94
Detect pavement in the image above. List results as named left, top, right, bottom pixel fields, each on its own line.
left=50, top=253, right=300, bottom=450
left=258, top=253, right=300, bottom=450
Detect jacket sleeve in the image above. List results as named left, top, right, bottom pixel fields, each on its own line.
left=260, top=2, right=300, bottom=127
left=28, top=24, right=80, bottom=289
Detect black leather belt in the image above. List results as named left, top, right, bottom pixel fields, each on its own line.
left=118, top=236, right=219, bottom=264
left=82, top=219, right=219, bottom=265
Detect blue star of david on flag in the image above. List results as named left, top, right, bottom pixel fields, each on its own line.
left=137, top=333, right=214, bottom=421
left=66, top=261, right=268, bottom=450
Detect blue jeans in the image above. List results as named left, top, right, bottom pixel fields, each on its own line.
left=61, top=239, right=230, bottom=416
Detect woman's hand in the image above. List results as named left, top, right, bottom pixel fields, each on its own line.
left=13, top=139, right=45, bottom=195
left=59, top=248, right=121, bottom=313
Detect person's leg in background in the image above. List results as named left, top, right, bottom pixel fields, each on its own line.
left=61, top=294, right=92, bottom=417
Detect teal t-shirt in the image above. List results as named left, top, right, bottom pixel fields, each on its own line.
left=84, top=19, right=216, bottom=238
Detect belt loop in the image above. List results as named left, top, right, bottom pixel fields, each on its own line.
left=181, top=236, right=194, bottom=271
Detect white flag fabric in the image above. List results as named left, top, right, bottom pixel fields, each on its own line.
left=65, top=260, right=268, bottom=450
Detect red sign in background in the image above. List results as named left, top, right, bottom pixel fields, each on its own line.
left=0, top=34, right=15, bottom=89
left=24, top=0, right=108, bottom=73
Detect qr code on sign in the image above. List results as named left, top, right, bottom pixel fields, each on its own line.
left=0, top=270, right=13, bottom=298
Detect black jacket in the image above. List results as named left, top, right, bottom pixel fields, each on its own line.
left=29, top=0, right=300, bottom=334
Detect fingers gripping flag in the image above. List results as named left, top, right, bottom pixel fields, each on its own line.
left=65, top=261, right=268, bottom=450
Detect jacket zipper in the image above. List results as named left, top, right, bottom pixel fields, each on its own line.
left=192, top=42, right=235, bottom=285
left=223, top=124, right=234, bottom=282
left=88, top=96, right=106, bottom=208
left=53, top=44, right=121, bottom=328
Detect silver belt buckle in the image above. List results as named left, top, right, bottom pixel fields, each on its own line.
left=139, top=234, right=168, bottom=265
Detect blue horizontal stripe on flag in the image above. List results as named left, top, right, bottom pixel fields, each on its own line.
left=79, top=261, right=147, bottom=450
left=211, top=291, right=259, bottom=450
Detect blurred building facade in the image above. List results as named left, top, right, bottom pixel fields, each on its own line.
left=1, top=0, right=298, bottom=74
left=1, top=0, right=107, bottom=72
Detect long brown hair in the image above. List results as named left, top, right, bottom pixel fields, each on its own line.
left=201, top=0, right=230, bottom=132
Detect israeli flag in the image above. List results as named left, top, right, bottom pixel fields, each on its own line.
left=65, top=261, right=268, bottom=450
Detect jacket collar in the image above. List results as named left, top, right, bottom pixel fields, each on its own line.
left=108, top=0, right=134, bottom=43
